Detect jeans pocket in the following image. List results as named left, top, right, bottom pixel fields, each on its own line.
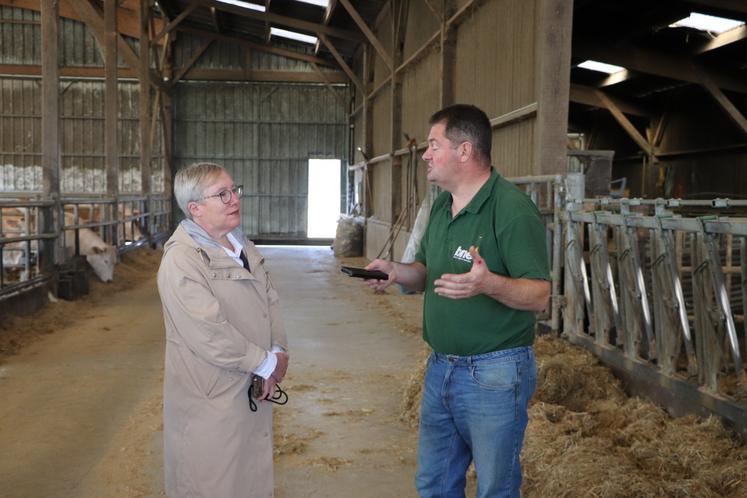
left=469, top=360, right=519, bottom=390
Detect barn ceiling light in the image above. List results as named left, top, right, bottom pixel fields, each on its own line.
left=271, top=27, right=318, bottom=44
left=670, top=12, right=744, bottom=34
left=577, top=60, right=626, bottom=74
left=294, top=0, right=329, bottom=7
left=216, top=0, right=265, bottom=12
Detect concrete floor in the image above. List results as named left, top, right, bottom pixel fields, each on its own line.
left=0, top=246, right=425, bottom=498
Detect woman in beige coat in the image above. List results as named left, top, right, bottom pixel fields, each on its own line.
left=157, top=162, right=289, bottom=498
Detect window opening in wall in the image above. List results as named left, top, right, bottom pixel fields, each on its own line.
left=307, top=159, right=341, bottom=239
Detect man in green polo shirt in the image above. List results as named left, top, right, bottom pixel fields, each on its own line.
left=365, top=104, right=550, bottom=498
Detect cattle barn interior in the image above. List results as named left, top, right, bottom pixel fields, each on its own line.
left=1, top=0, right=747, bottom=496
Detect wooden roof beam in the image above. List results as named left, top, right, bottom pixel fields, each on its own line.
left=189, top=0, right=364, bottom=42
left=154, top=3, right=197, bottom=42
left=169, top=38, right=212, bottom=86
left=574, top=37, right=747, bottom=94
left=177, top=25, right=338, bottom=67
left=314, top=0, right=336, bottom=55
left=0, top=0, right=163, bottom=42
left=570, top=83, right=655, bottom=118
left=693, top=24, right=747, bottom=54
left=594, top=90, right=652, bottom=153
left=598, top=68, right=635, bottom=88
left=702, top=78, right=747, bottom=136
left=209, top=6, right=222, bottom=33
left=319, top=33, right=364, bottom=93
left=68, top=0, right=141, bottom=71
left=337, top=0, right=393, bottom=70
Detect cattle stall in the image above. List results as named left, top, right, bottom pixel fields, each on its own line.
left=0, top=195, right=171, bottom=307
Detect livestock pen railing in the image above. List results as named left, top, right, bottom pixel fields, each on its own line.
left=561, top=191, right=747, bottom=434
left=506, top=173, right=747, bottom=433
left=0, top=195, right=172, bottom=302
left=0, top=199, right=57, bottom=299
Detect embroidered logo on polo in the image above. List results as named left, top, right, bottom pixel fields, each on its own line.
left=453, top=245, right=472, bottom=262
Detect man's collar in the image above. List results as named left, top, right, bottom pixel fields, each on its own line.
left=443, top=168, right=498, bottom=216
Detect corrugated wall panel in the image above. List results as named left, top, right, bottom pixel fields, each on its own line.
left=372, top=10, right=393, bottom=88
left=454, top=0, right=536, bottom=117
left=493, top=119, right=535, bottom=177
left=454, top=0, right=537, bottom=176
left=0, top=7, right=40, bottom=65
left=61, top=80, right=106, bottom=192
left=0, top=9, right=134, bottom=68
left=0, top=77, right=163, bottom=194
left=0, top=78, right=41, bottom=191
left=402, top=1, right=440, bottom=63
left=173, top=34, right=320, bottom=72
left=371, top=87, right=391, bottom=157
left=401, top=51, right=439, bottom=148
left=371, top=160, right=391, bottom=223
left=59, top=17, right=103, bottom=67
left=173, top=82, right=348, bottom=240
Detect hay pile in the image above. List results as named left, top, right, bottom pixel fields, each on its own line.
left=400, top=335, right=747, bottom=497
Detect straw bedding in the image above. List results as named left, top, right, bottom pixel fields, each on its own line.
left=401, top=335, right=747, bottom=497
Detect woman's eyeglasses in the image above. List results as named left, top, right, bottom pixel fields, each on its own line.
left=198, top=185, right=243, bottom=204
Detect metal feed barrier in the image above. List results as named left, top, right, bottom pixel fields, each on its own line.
left=507, top=173, right=747, bottom=434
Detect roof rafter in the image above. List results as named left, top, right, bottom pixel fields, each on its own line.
left=693, top=24, right=747, bottom=54
left=319, top=33, right=364, bottom=93
left=337, top=0, right=392, bottom=70
left=188, top=0, right=364, bottom=42
left=570, top=83, right=655, bottom=118
left=574, top=37, right=747, bottom=94
left=177, top=25, right=338, bottom=67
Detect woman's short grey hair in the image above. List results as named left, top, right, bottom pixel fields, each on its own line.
left=174, top=162, right=225, bottom=219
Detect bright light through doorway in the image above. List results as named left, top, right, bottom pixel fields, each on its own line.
left=307, top=159, right=341, bottom=238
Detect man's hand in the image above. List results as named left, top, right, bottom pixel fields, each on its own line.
left=434, top=246, right=487, bottom=299
left=364, top=259, right=396, bottom=292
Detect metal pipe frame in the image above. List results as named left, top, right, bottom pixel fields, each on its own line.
left=0, top=194, right=172, bottom=301
left=562, top=192, right=747, bottom=434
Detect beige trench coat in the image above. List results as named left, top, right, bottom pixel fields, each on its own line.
left=157, top=225, right=288, bottom=498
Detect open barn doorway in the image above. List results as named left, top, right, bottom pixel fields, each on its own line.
left=307, top=159, right=341, bottom=239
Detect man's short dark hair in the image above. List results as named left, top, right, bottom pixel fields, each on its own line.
left=429, top=104, right=492, bottom=161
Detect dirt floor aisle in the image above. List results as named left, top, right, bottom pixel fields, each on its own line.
left=0, top=246, right=426, bottom=498
left=269, top=247, right=424, bottom=498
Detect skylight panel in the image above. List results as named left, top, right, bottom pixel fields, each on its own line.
left=215, top=0, right=266, bottom=12
left=270, top=27, right=318, bottom=44
left=670, top=12, right=744, bottom=34
left=294, top=0, right=329, bottom=7
left=577, top=60, right=625, bottom=74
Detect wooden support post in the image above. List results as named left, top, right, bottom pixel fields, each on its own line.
left=105, top=0, right=119, bottom=200
left=439, top=0, right=455, bottom=108
left=389, top=0, right=406, bottom=254
left=139, top=0, right=152, bottom=196
left=105, top=0, right=119, bottom=245
left=41, top=0, right=60, bottom=265
left=534, top=0, right=572, bottom=175
left=361, top=44, right=374, bottom=218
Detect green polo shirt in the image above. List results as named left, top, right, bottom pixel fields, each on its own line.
left=414, top=168, right=550, bottom=356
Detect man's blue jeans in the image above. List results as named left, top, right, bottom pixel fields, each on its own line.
left=415, top=346, right=537, bottom=498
